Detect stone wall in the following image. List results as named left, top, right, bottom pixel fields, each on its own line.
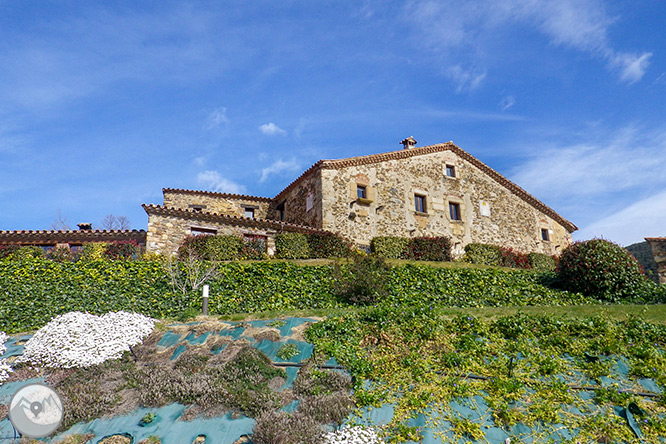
left=645, top=238, right=666, bottom=284
left=163, top=190, right=273, bottom=219
left=273, top=170, right=323, bottom=229
left=319, top=149, right=572, bottom=256
left=146, top=212, right=276, bottom=256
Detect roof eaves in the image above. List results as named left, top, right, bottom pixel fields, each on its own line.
left=163, top=188, right=272, bottom=203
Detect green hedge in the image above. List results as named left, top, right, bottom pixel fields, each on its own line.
left=0, top=258, right=617, bottom=334
left=371, top=236, right=409, bottom=259
left=528, top=252, right=557, bottom=271
left=275, top=233, right=310, bottom=259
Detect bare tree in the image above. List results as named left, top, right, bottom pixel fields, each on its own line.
left=100, top=214, right=131, bottom=230
left=162, top=246, right=220, bottom=295
left=51, top=209, right=71, bottom=230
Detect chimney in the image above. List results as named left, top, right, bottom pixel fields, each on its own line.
left=400, top=136, right=417, bottom=149
left=77, top=223, right=92, bottom=231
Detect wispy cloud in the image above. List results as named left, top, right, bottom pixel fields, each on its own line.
left=260, top=159, right=301, bottom=183
left=196, top=170, right=246, bottom=194
left=206, top=107, right=229, bottom=128
left=447, top=65, right=487, bottom=93
left=498, top=95, right=516, bottom=111
left=576, top=190, right=666, bottom=245
left=259, top=122, right=287, bottom=136
left=407, top=0, right=651, bottom=85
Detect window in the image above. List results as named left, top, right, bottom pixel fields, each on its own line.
left=276, top=202, right=285, bottom=221
left=415, top=194, right=427, bottom=213
left=449, top=202, right=461, bottom=221
left=541, top=228, right=550, bottom=241
left=188, top=204, right=206, bottom=212
left=244, top=208, right=255, bottom=219
left=191, top=227, right=217, bottom=236
left=446, top=164, right=456, bottom=178
left=357, top=185, right=367, bottom=199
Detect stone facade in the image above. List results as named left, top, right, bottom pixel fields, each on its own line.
left=645, top=238, right=666, bottom=284
left=144, top=141, right=577, bottom=256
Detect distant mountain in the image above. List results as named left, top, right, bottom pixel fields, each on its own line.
left=626, top=241, right=659, bottom=283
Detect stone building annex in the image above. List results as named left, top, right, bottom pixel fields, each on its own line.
left=143, top=138, right=577, bottom=257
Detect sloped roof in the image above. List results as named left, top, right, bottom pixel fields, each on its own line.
left=274, top=142, right=578, bottom=232
left=163, top=188, right=272, bottom=202
left=0, top=229, right=146, bottom=245
left=142, top=204, right=328, bottom=234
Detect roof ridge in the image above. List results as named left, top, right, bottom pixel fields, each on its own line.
left=163, top=187, right=272, bottom=202
left=142, top=204, right=329, bottom=234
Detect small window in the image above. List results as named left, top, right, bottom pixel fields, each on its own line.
left=357, top=185, right=367, bottom=199
left=449, top=202, right=461, bottom=221
left=191, top=227, right=217, bottom=236
left=189, top=204, right=206, bottom=212
left=244, top=208, right=255, bottom=219
left=415, top=194, right=427, bottom=213
left=276, top=202, right=285, bottom=221
left=541, top=228, right=550, bottom=241
left=446, top=164, right=456, bottom=177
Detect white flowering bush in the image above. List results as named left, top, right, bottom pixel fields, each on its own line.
left=322, top=426, right=384, bottom=444
left=0, top=331, right=13, bottom=385
left=17, top=311, right=155, bottom=368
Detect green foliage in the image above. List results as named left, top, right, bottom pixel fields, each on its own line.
left=104, top=240, right=140, bottom=260
left=332, top=254, right=391, bottom=305
left=463, top=243, right=503, bottom=265
left=204, top=235, right=244, bottom=261
left=0, top=245, right=20, bottom=259
left=276, top=343, right=299, bottom=360
left=406, top=236, right=452, bottom=262
left=370, top=236, right=409, bottom=259
left=81, top=242, right=108, bottom=261
left=5, top=246, right=45, bottom=260
left=45, top=246, right=78, bottom=262
left=527, top=252, right=556, bottom=271
left=558, top=239, right=649, bottom=301
left=306, top=232, right=352, bottom=258
left=275, top=232, right=310, bottom=259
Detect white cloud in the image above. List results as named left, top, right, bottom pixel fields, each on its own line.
left=407, top=0, right=651, bottom=85
left=196, top=170, right=246, bottom=194
left=575, top=190, right=666, bottom=246
left=447, top=65, right=486, bottom=93
left=192, top=157, right=206, bottom=167
left=511, top=126, right=666, bottom=199
left=612, top=52, right=652, bottom=84
left=260, top=159, right=301, bottom=183
left=206, top=107, right=229, bottom=128
left=498, top=95, right=516, bottom=111
left=259, top=122, right=287, bottom=136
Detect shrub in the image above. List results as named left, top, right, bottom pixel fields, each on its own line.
left=499, top=247, right=530, bottom=269
left=252, top=410, right=323, bottom=444
left=558, top=239, right=649, bottom=301
left=0, top=245, right=20, bottom=259
left=406, top=236, right=452, bottom=262
left=332, top=254, right=391, bottom=305
left=464, top=243, right=503, bottom=266
left=104, top=240, right=139, bottom=260
left=242, top=237, right=266, bottom=260
left=306, top=233, right=352, bottom=259
left=275, top=233, right=310, bottom=259
left=204, top=235, right=244, bottom=261
left=46, top=246, right=77, bottom=262
left=6, top=246, right=45, bottom=260
left=81, top=242, right=108, bottom=261
left=528, top=252, right=557, bottom=271
left=370, top=236, right=409, bottom=259
left=178, top=235, right=210, bottom=259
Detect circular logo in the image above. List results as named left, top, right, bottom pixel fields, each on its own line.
left=8, top=383, right=64, bottom=438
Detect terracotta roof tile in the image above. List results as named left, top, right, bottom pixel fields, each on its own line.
left=163, top=188, right=272, bottom=202
left=142, top=204, right=329, bottom=235
left=0, top=229, right=146, bottom=245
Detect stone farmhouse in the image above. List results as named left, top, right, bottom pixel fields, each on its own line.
left=143, top=139, right=577, bottom=257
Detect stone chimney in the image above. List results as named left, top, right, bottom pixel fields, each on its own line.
left=400, top=136, right=417, bottom=149
left=77, top=223, right=93, bottom=231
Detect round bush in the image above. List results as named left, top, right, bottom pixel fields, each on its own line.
left=558, top=239, right=648, bottom=301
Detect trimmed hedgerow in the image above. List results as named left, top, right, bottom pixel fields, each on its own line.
left=370, top=236, right=409, bottom=259
left=178, top=235, right=245, bottom=261
left=464, top=243, right=502, bottom=266
left=406, top=236, right=452, bottom=262
left=104, top=240, right=140, bottom=260
left=499, top=247, right=530, bottom=269
left=332, top=255, right=391, bottom=305
left=306, top=233, right=353, bottom=259
left=81, top=242, right=108, bottom=261
left=528, top=252, right=557, bottom=271
left=558, top=239, right=649, bottom=302
left=275, top=232, right=310, bottom=259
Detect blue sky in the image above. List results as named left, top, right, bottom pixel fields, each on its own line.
left=1, top=1, right=665, bottom=246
